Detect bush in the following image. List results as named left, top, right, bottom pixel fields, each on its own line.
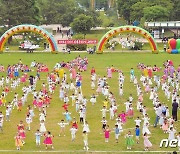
left=131, top=41, right=143, bottom=50
left=67, top=44, right=87, bottom=51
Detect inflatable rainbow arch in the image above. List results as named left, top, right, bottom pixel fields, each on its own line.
left=0, top=24, right=58, bottom=53
left=97, top=26, right=158, bottom=53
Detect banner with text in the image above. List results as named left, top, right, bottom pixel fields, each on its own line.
left=57, top=39, right=98, bottom=45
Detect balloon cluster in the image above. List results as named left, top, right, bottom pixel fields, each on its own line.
left=167, top=38, right=180, bottom=54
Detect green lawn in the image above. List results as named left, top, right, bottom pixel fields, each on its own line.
left=0, top=52, right=179, bottom=153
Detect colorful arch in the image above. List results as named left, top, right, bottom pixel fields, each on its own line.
left=97, top=26, right=158, bottom=53
left=0, top=24, right=58, bottom=53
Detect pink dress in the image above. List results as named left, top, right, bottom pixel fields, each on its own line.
left=127, top=108, right=134, bottom=117
left=38, top=101, right=43, bottom=108
left=143, top=136, right=152, bottom=148
left=119, top=113, right=127, bottom=123
left=162, top=123, right=168, bottom=131
left=33, top=100, right=37, bottom=106
left=83, top=65, right=87, bottom=71
left=145, top=85, right=150, bottom=93
left=96, top=86, right=101, bottom=93
left=20, top=76, right=26, bottom=83
left=19, top=131, right=26, bottom=139
left=107, top=68, right=112, bottom=78
left=43, top=135, right=53, bottom=145
left=0, top=99, right=2, bottom=106
left=104, top=129, right=110, bottom=139
left=72, top=68, right=76, bottom=79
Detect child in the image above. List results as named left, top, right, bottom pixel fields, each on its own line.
left=118, top=111, right=127, bottom=124
left=83, top=121, right=90, bottom=133
left=90, top=94, right=96, bottom=105
left=83, top=131, right=89, bottom=151
left=91, top=80, right=95, bottom=90
left=70, top=126, right=77, bottom=141
left=0, top=117, right=3, bottom=133
left=101, top=117, right=107, bottom=131
left=127, top=104, right=134, bottom=118
left=135, top=125, right=140, bottom=144
left=100, top=106, right=109, bottom=118
left=15, top=132, right=23, bottom=150
left=35, top=129, right=41, bottom=146
left=134, top=117, right=141, bottom=127
left=70, top=94, right=76, bottom=106
left=142, top=123, right=151, bottom=135
left=43, top=131, right=54, bottom=149
left=104, top=125, right=111, bottom=143
left=130, top=68, right=135, bottom=82
left=26, top=114, right=32, bottom=131
left=162, top=119, right=169, bottom=133
left=57, top=119, right=69, bottom=136
left=143, top=132, right=152, bottom=151
left=114, top=125, right=120, bottom=143
left=79, top=109, right=84, bottom=124
left=125, top=131, right=134, bottom=150
left=63, top=110, right=72, bottom=122
left=5, top=107, right=10, bottom=121
left=40, top=120, right=46, bottom=134
left=19, top=128, right=26, bottom=145
left=168, top=127, right=176, bottom=141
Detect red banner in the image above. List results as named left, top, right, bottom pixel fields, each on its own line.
left=57, top=39, right=98, bottom=45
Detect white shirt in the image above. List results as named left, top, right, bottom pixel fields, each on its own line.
left=70, top=128, right=77, bottom=134
left=135, top=119, right=141, bottom=126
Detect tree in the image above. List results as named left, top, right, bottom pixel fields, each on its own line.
left=40, top=0, right=87, bottom=27
left=130, top=0, right=173, bottom=22
left=71, top=14, right=94, bottom=38
left=170, top=0, right=180, bottom=20
left=143, top=5, right=170, bottom=22
left=0, top=0, right=40, bottom=27
left=117, top=0, right=140, bottom=24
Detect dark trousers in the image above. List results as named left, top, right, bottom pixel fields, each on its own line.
left=172, top=110, right=177, bottom=121
left=80, top=117, right=84, bottom=123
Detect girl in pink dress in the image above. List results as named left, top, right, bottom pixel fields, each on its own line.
left=145, top=84, right=150, bottom=93
left=32, top=97, right=38, bottom=108
left=127, top=104, right=134, bottom=118
left=104, top=125, right=111, bottom=142
left=19, top=128, right=26, bottom=144
left=107, top=68, right=112, bottom=78
left=20, top=75, right=26, bottom=83
left=118, top=111, right=127, bottom=123
left=43, top=131, right=54, bottom=149
left=71, top=68, right=76, bottom=79
left=162, top=119, right=169, bottom=133
left=143, top=132, right=152, bottom=151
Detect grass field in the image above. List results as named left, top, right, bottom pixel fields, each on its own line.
left=0, top=52, right=179, bottom=153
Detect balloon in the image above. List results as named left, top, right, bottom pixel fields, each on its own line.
left=167, top=49, right=172, bottom=53
left=172, top=49, right=178, bottom=54
left=169, top=38, right=176, bottom=49
left=176, top=39, right=180, bottom=49
left=178, top=49, right=180, bottom=54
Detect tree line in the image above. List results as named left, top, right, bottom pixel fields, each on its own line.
left=0, top=0, right=179, bottom=36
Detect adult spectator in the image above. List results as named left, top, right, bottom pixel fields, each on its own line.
left=154, top=104, right=162, bottom=127
left=172, top=99, right=178, bottom=121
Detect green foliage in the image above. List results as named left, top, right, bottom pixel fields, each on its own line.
left=131, top=41, right=143, bottom=50
left=66, top=44, right=87, bottom=51
left=0, top=0, right=40, bottom=26
left=117, top=0, right=140, bottom=24
left=117, top=0, right=176, bottom=24
left=71, top=14, right=94, bottom=37
left=143, top=5, right=169, bottom=22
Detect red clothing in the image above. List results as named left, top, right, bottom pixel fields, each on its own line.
left=91, top=68, right=95, bottom=75
left=62, top=104, right=69, bottom=110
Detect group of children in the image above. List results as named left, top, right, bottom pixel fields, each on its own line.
left=0, top=58, right=180, bottom=151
